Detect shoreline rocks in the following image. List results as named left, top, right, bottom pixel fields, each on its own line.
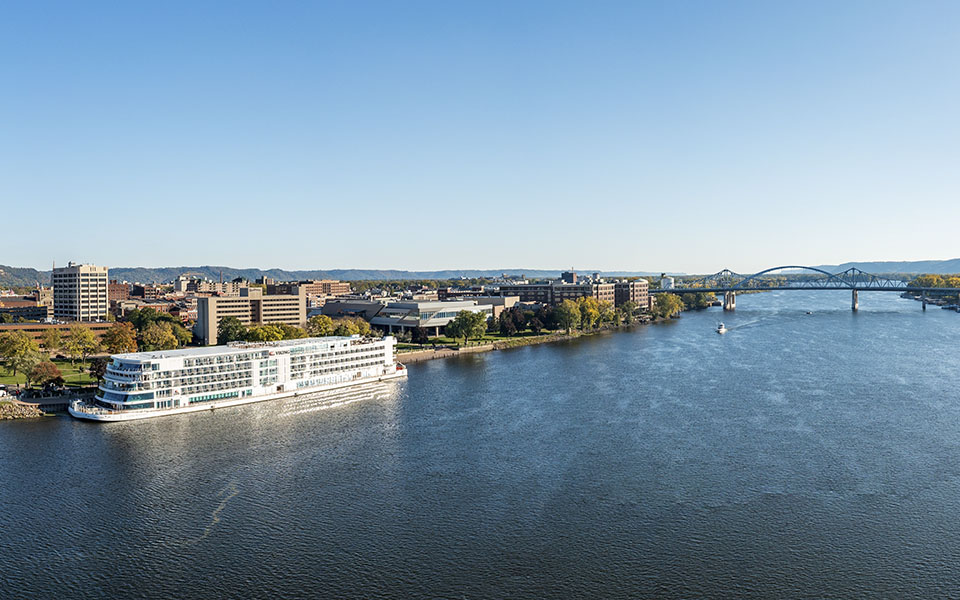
left=0, top=401, right=46, bottom=420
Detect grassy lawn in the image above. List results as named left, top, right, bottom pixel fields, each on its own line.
left=0, top=358, right=98, bottom=388
left=397, top=329, right=563, bottom=350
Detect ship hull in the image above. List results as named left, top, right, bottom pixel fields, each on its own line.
left=69, top=369, right=407, bottom=422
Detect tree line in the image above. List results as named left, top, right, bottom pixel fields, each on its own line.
left=217, top=314, right=375, bottom=344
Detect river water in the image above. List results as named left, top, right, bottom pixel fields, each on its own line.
left=3, top=290, right=960, bottom=599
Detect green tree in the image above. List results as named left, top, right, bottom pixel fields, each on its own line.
left=64, top=325, right=101, bottom=368
left=141, top=323, right=179, bottom=351
left=30, top=361, right=62, bottom=387
left=555, top=300, right=581, bottom=333
left=169, top=323, right=193, bottom=347
left=598, top=301, right=617, bottom=324
left=40, top=328, right=62, bottom=354
left=217, top=316, right=248, bottom=344
left=498, top=312, right=517, bottom=336
left=102, top=322, right=138, bottom=354
left=618, top=300, right=639, bottom=324
left=332, top=320, right=359, bottom=337
left=351, top=318, right=371, bottom=337
left=445, top=310, right=488, bottom=345
left=246, top=325, right=284, bottom=342
left=275, top=323, right=306, bottom=340
left=653, top=293, right=684, bottom=318
left=577, top=297, right=601, bottom=329
left=88, top=357, right=109, bottom=384
left=305, top=315, right=335, bottom=337
left=411, top=327, right=430, bottom=345
left=529, top=317, right=543, bottom=334
left=0, top=331, right=41, bottom=376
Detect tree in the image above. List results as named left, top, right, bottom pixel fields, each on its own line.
left=64, top=325, right=100, bottom=368
left=653, top=293, right=684, bottom=318
left=529, top=317, right=543, bottom=334
left=305, top=315, right=335, bottom=337
left=598, top=301, right=617, bottom=324
left=577, top=297, right=601, bottom=329
left=275, top=323, right=306, bottom=340
left=555, top=300, right=581, bottom=333
left=102, top=322, right=138, bottom=354
left=618, top=300, right=639, bottom=324
left=126, top=307, right=179, bottom=332
left=217, top=316, right=248, bottom=344
left=30, top=361, right=62, bottom=388
left=332, top=320, right=358, bottom=337
left=12, top=350, right=44, bottom=384
left=246, top=325, right=284, bottom=342
left=0, top=331, right=41, bottom=376
left=445, top=310, right=487, bottom=345
left=88, top=357, right=109, bottom=384
left=536, top=306, right=558, bottom=331
left=498, top=312, right=517, bottom=336
left=411, top=327, right=430, bottom=345
left=169, top=323, right=193, bottom=347
left=40, top=328, right=62, bottom=354
left=352, top=318, right=371, bottom=337
left=141, top=323, right=179, bottom=351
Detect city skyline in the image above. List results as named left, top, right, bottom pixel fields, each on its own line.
left=4, top=1, right=959, bottom=273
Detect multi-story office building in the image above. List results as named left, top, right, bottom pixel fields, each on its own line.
left=267, top=280, right=351, bottom=299
left=0, top=297, right=51, bottom=321
left=109, top=281, right=130, bottom=302
left=614, top=279, right=650, bottom=307
left=498, top=280, right=616, bottom=306
left=53, top=262, right=109, bottom=321
left=173, top=276, right=246, bottom=296
left=194, top=287, right=306, bottom=345
left=0, top=321, right=113, bottom=344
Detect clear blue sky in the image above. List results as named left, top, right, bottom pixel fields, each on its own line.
left=2, top=1, right=958, bottom=274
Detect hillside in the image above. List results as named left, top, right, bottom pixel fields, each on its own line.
left=0, top=265, right=667, bottom=286
left=809, top=258, right=960, bottom=274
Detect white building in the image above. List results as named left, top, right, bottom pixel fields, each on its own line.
left=53, top=262, right=109, bottom=321
left=370, top=300, right=494, bottom=335
left=661, top=276, right=675, bottom=290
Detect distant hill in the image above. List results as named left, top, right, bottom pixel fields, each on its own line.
left=0, top=265, right=668, bottom=286
left=809, top=258, right=960, bottom=275
left=0, top=265, right=48, bottom=288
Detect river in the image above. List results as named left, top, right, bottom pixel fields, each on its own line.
left=3, top=290, right=960, bottom=598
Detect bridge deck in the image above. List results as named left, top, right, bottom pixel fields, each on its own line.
left=662, top=287, right=960, bottom=293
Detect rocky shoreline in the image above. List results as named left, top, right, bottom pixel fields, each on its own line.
left=0, top=401, right=46, bottom=420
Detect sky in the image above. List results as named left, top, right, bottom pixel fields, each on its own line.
left=2, top=1, right=959, bottom=274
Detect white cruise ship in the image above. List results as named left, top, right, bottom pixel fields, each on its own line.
left=69, top=335, right=406, bottom=422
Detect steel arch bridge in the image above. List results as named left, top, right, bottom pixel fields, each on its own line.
left=660, top=265, right=960, bottom=311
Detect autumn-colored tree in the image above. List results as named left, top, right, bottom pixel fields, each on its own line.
left=102, top=322, right=138, bottom=354
left=30, top=361, right=62, bottom=387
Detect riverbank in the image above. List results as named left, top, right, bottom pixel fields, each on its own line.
left=0, top=400, right=45, bottom=420
left=397, top=316, right=667, bottom=363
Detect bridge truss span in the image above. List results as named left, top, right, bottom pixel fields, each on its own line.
left=664, top=265, right=960, bottom=312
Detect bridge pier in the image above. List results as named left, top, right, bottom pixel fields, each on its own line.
left=723, top=291, right=736, bottom=311
left=852, top=289, right=858, bottom=311
left=922, top=290, right=927, bottom=311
